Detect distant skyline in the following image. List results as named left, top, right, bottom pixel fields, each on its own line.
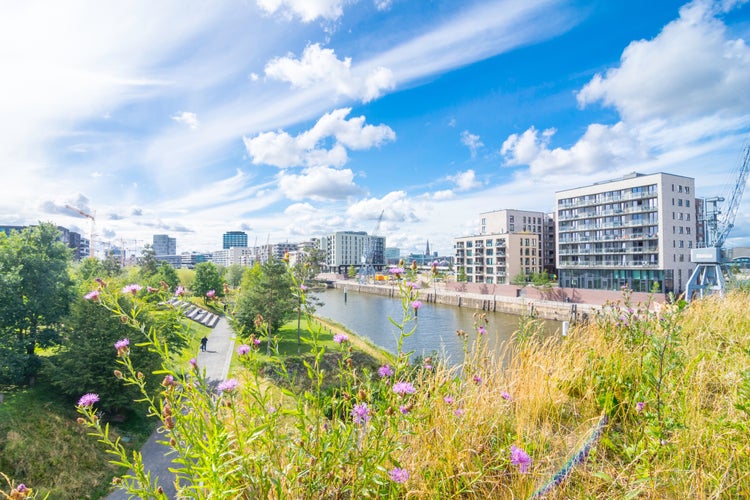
left=3, top=0, right=750, bottom=256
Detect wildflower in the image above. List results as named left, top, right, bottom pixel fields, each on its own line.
left=389, top=467, right=410, bottom=484
left=237, top=344, right=251, bottom=356
left=147, top=286, right=158, bottom=293
left=473, top=374, right=482, bottom=385
left=392, top=381, right=416, bottom=396
left=333, top=333, right=349, bottom=344
left=175, top=286, right=185, bottom=297
left=411, top=300, right=422, bottom=310
left=217, top=378, right=239, bottom=393
left=77, top=393, right=100, bottom=407
left=405, top=281, right=419, bottom=289
left=206, top=289, right=216, bottom=298
left=189, top=358, right=198, bottom=370
left=114, top=338, right=130, bottom=356
left=300, top=284, right=308, bottom=291
left=16, top=484, right=27, bottom=493
left=267, top=405, right=277, bottom=414
left=378, top=364, right=393, bottom=378
left=501, top=391, right=512, bottom=401
left=389, top=267, right=405, bottom=278
left=161, top=375, right=175, bottom=387
left=635, top=401, right=645, bottom=413
left=122, top=284, right=142, bottom=295
left=478, top=325, right=487, bottom=335
left=510, top=445, right=531, bottom=473
left=399, top=404, right=410, bottom=414
left=351, top=402, right=370, bottom=424
left=454, top=408, right=465, bottom=417
left=252, top=337, right=261, bottom=346
left=443, top=396, right=454, bottom=404
left=84, top=290, right=100, bottom=301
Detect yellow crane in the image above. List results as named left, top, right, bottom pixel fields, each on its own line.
left=65, top=204, right=96, bottom=258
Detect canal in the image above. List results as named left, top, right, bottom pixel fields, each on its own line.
left=313, top=288, right=561, bottom=365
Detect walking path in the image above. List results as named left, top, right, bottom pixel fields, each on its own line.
left=107, top=317, right=236, bottom=500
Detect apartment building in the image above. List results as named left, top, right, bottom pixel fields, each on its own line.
left=222, top=231, right=248, bottom=249
left=152, top=234, right=176, bottom=256
left=320, top=231, right=385, bottom=274
left=454, top=209, right=551, bottom=284
left=555, top=172, right=697, bottom=294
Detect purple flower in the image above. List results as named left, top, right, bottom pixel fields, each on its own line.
left=378, top=364, right=393, bottom=378
left=501, top=391, right=512, bottom=401
left=510, top=445, right=531, bottom=473
left=217, top=378, right=239, bottom=393
left=16, top=484, right=27, bottom=493
left=237, top=344, right=251, bottom=356
left=206, top=289, right=216, bottom=298
left=189, top=358, right=198, bottom=369
left=77, top=393, right=100, bottom=407
left=300, top=284, right=308, bottom=291
left=122, top=284, right=142, bottom=295
left=389, top=267, right=405, bottom=277
left=114, top=338, right=130, bottom=356
left=333, top=333, right=349, bottom=344
left=351, top=403, right=370, bottom=424
left=405, top=281, right=419, bottom=289
left=636, top=401, right=645, bottom=413
left=388, top=467, right=409, bottom=484
left=84, top=290, right=100, bottom=301
left=443, top=396, right=454, bottom=404
left=252, top=337, right=261, bottom=346
left=399, top=404, right=410, bottom=415
left=478, top=325, right=487, bottom=335
left=411, top=300, right=422, bottom=310
left=392, top=381, right=416, bottom=396
left=473, top=374, right=482, bottom=385
left=454, top=408, right=465, bottom=417
left=175, top=286, right=185, bottom=297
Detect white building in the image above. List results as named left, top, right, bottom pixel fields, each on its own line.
left=320, top=231, right=385, bottom=274
left=211, top=247, right=256, bottom=267
left=555, top=172, right=697, bottom=294
left=152, top=234, right=176, bottom=256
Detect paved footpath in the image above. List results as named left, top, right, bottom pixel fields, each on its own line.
left=107, top=317, right=236, bottom=500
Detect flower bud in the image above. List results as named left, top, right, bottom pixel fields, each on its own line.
left=113, top=370, right=123, bottom=379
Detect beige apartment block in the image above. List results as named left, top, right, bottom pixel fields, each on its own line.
left=454, top=231, right=542, bottom=284
left=555, top=172, right=697, bottom=294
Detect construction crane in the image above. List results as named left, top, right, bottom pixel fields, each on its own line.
left=65, top=204, right=96, bottom=259
left=357, top=210, right=385, bottom=283
left=685, top=144, right=750, bottom=301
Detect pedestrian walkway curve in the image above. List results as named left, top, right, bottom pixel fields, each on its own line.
left=106, top=317, right=236, bottom=500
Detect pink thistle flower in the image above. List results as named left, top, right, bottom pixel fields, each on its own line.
left=77, top=393, right=99, bottom=407
left=399, top=404, right=410, bottom=414
left=175, top=286, right=185, bottom=297
left=473, top=374, right=482, bottom=385
left=189, top=358, right=198, bottom=370
left=300, top=284, right=308, bottom=291
left=411, top=300, right=422, bottom=310
left=443, top=396, right=454, bottom=404
left=333, top=333, right=349, bottom=344
left=351, top=402, right=370, bottom=424
left=636, top=401, right=645, bottom=413
left=237, top=344, right=251, bottom=356
left=501, top=391, right=512, bottom=401
left=389, top=467, right=409, bottom=484
left=454, top=408, right=465, bottom=417
left=114, top=338, right=130, bottom=356
left=206, top=289, right=216, bottom=298
left=478, top=325, right=487, bottom=335
left=84, top=290, right=100, bottom=301
left=378, top=365, right=393, bottom=378
left=510, top=445, right=531, bottom=473
left=217, top=378, right=239, bottom=393
left=122, top=284, right=142, bottom=295
left=16, top=484, right=27, bottom=493
left=252, top=338, right=261, bottom=346
left=405, top=281, right=419, bottom=290
left=392, top=381, right=416, bottom=396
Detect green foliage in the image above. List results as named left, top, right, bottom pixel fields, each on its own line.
left=235, top=260, right=295, bottom=336
left=192, top=262, right=224, bottom=299
left=153, top=261, right=180, bottom=290
left=456, top=266, right=466, bottom=282
left=224, top=263, right=245, bottom=288
left=137, top=244, right=158, bottom=278
left=347, top=264, right=357, bottom=279
left=511, top=272, right=528, bottom=286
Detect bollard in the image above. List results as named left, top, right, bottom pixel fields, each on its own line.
left=562, top=321, right=569, bottom=336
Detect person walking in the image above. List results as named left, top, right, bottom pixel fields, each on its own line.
left=200, top=335, right=208, bottom=352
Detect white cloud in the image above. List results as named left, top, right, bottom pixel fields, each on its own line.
left=255, top=0, right=347, bottom=22
left=460, top=130, right=484, bottom=158
left=172, top=111, right=199, bottom=129
left=347, top=191, right=424, bottom=223
left=265, top=43, right=395, bottom=103
left=278, top=166, right=360, bottom=200
left=448, top=169, right=482, bottom=191
left=374, top=0, right=392, bottom=11
left=432, top=189, right=455, bottom=200
left=244, top=108, right=395, bottom=168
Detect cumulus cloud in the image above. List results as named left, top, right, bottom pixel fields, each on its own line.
left=255, top=0, right=347, bottom=22
left=460, top=130, right=484, bottom=158
left=278, top=166, right=361, bottom=200
left=448, top=169, right=482, bottom=191
left=347, top=191, right=423, bottom=223
left=172, top=111, right=199, bottom=129
left=265, top=44, right=395, bottom=102
left=374, top=0, right=392, bottom=11
left=42, top=194, right=94, bottom=217
left=244, top=108, right=395, bottom=168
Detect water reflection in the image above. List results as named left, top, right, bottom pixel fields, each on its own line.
left=313, top=288, right=561, bottom=365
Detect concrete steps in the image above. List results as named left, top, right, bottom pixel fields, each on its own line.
left=162, top=298, right=221, bottom=328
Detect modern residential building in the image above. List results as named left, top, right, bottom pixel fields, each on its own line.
left=555, top=172, right=697, bottom=294
left=212, top=247, right=255, bottom=267
left=320, top=231, right=385, bottom=274
left=454, top=209, right=552, bottom=284
left=222, top=231, right=248, bottom=249
left=152, top=234, right=176, bottom=256
left=181, top=252, right=211, bottom=269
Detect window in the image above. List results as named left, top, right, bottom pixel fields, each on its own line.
left=510, top=224, right=515, bottom=232
left=678, top=199, right=683, bottom=207
left=509, top=216, right=515, bottom=223
left=678, top=185, right=683, bottom=193
left=686, top=200, right=690, bottom=207
left=686, top=186, right=690, bottom=194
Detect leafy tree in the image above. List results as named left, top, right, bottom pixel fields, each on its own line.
left=154, top=261, right=180, bottom=290
left=347, top=265, right=357, bottom=279
left=45, top=297, right=162, bottom=413
left=235, top=260, right=294, bottom=337
left=75, top=257, right=108, bottom=282
left=192, top=262, right=224, bottom=300
left=224, top=264, right=246, bottom=288
left=102, top=250, right=122, bottom=277
left=511, top=272, right=529, bottom=286
left=138, top=244, right=158, bottom=278
left=0, top=223, right=74, bottom=383
left=456, top=266, right=467, bottom=282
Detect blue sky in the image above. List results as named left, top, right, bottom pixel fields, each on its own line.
left=3, top=0, right=750, bottom=256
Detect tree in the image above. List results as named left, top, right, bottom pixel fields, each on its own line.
left=235, top=260, right=294, bottom=337
left=138, top=244, right=158, bottom=278
left=224, top=264, right=246, bottom=289
left=347, top=265, right=357, bottom=279
left=0, top=223, right=74, bottom=383
left=456, top=266, right=467, bottom=283
left=154, top=261, right=180, bottom=290
left=192, top=262, right=224, bottom=301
